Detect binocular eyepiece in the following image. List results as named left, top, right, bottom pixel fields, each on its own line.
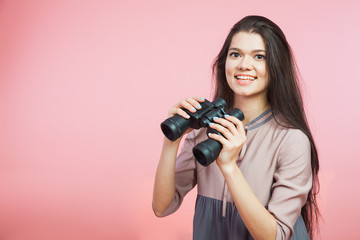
left=160, top=98, right=244, bottom=167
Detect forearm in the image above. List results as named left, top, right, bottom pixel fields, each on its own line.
left=152, top=137, right=181, bottom=216
left=219, top=162, right=277, bottom=240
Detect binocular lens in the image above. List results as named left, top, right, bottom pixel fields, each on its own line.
left=160, top=115, right=190, bottom=141
left=160, top=97, right=244, bottom=167
left=192, top=138, right=222, bottom=166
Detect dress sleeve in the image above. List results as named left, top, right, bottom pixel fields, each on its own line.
left=159, top=131, right=198, bottom=217
left=268, top=129, right=313, bottom=240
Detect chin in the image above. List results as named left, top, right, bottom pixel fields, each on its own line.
left=232, top=87, right=252, bottom=96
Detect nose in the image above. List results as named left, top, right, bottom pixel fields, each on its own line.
left=238, top=55, right=252, bottom=70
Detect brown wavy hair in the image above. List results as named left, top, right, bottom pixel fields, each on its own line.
left=212, top=15, right=320, bottom=239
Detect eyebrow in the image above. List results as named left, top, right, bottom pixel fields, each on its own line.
left=228, top=47, right=266, bottom=53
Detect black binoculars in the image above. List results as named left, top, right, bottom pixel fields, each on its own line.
left=160, top=98, right=244, bottom=166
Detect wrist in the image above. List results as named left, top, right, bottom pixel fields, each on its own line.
left=163, top=136, right=182, bottom=148
left=217, top=160, right=238, bottom=176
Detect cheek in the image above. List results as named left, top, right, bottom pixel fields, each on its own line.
left=225, top=61, right=234, bottom=77
left=225, top=61, right=230, bottom=73
left=257, top=64, right=268, bottom=79
left=225, top=66, right=233, bottom=85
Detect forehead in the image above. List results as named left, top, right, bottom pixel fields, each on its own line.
left=229, top=31, right=266, bottom=51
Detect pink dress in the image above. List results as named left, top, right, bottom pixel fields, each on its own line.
left=158, top=109, right=312, bottom=240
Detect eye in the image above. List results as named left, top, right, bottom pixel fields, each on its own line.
left=255, top=54, right=266, bottom=60
left=229, top=52, right=240, bottom=58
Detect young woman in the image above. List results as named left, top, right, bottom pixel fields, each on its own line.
left=153, top=15, right=320, bottom=240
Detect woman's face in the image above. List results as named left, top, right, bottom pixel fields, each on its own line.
left=225, top=31, right=269, bottom=102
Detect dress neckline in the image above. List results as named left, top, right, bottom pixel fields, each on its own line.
left=244, top=108, right=273, bottom=131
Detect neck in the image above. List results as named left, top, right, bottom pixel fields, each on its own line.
left=233, top=95, right=270, bottom=126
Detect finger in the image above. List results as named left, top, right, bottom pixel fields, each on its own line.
left=168, top=96, right=205, bottom=118
left=207, top=132, right=228, bottom=146
left=184, top=97, right=203, bottom=110
left=193, top=96, right=206, bottom=103
left=223, top=115, right=241, bottom=126
left=179, top=99, right=198, bottom=113
left=212, top=117, right=237, bottom=136
left=209, top=122, right=233, bottom=140
left=175, top=108, right=191, bottom=119
left=224, top=115, right=246, bottom=136
left=168, top=106, right=190, bottom=118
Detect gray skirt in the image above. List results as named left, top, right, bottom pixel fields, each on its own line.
left=193, top=194, right=309, bottom=240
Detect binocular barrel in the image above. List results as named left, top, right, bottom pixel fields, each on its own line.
left=160, top=98, right=244, bottom=167
left=160, top=115, right=190, bottom=141
left=192, top=108, right=244, bottom=166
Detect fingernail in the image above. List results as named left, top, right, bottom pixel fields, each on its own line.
left=185, top=114, right=190, bottom=118
left=197, top=104, right=202, bottom=109
left=208, top=133, right=212, bottom=137
left=209, top=122, right=214, bottom=126
left=224, top=114, right=230, bottom=118
left=213, top=117, right=218, bottom=120
left=200, top=97, right=205, bottom=101
left=192, top=107, right=196, bottom=112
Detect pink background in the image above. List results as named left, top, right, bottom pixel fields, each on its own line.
left=0, top=0, right=359, bottom=239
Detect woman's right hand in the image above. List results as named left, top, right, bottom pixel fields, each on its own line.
left=167, top=96, right=206, bottom=136
left=168, top=96, right=205, bottom=118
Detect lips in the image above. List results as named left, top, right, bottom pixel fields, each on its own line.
left=235, top=74, right=257, bottom=86
left=235, top=74, right=256, bottom=81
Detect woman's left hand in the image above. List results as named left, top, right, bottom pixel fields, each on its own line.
left=208, top=115, right=247, bottom=168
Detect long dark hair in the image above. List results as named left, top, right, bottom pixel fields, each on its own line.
left=212, top=15, right=320, bottom=239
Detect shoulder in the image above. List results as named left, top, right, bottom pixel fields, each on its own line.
left=276, top=129, right=311, bottom=173
left=265, top=115, right=311, bottom=166
left=279, top=127, right=310, bottom=147
left=267, top=114, right=310, bottom=146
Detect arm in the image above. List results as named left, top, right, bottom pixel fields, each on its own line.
left=209, top=116, right=312, bottom=240
left=220, top=162, right=277, bottom=240
left=267, top=130, right=312, bottom=239
left=209, top=115, right=276, bottom=240
left=152, top=97, right=204, bottom=217
left=152, top=137, right=181, bottom=217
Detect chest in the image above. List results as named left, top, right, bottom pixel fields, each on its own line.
left=196, top=127, right=283, bottom=205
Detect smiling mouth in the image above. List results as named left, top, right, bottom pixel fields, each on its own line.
left=235, top=75, right=257, bottom=81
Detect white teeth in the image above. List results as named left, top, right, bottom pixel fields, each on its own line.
left=236, top=75, right=255, bottom=80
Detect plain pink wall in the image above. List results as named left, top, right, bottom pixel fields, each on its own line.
left=0, top=0, right=359, bottom=239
